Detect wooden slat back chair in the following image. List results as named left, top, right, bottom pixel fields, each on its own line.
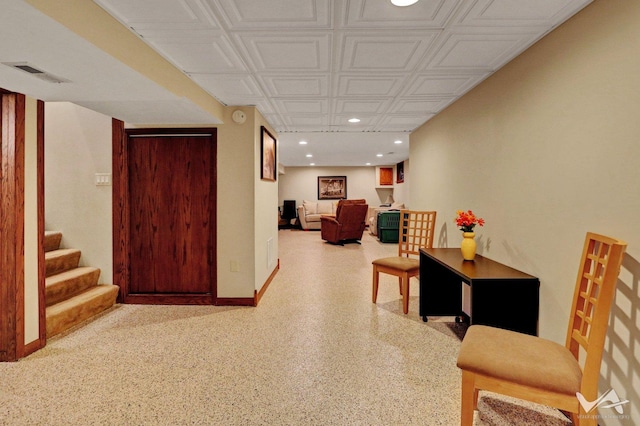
left=372, top=210, right=437, bottom=314
left=456, top=232, right=627, bottom=426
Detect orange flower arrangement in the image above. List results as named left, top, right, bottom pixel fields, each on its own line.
left=455, top=210, right=485, bottom=233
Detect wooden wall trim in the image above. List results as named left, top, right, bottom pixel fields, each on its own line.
left=36, top=99, right=46, bottom=352
left=0, top=93, right=25, bottom=361
left=14, top=94, right=25, bottom=360
left=0, top=93, right=16, bottom=361
left=216, top=298, right=255, bottom=307
left=254, top=259, right=280, bottom=307
left=111, top=118, right=126, bottom=303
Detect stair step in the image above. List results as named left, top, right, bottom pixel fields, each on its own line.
left=44, top=231, right=63, bottom=252
left=46, top=285, right=119, bottom=338
left=45, top=248, right=81, bottom=277
left=46, top=266, right=101, bottom=307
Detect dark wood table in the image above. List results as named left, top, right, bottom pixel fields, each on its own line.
left=419, top=248, right=539, bottom=335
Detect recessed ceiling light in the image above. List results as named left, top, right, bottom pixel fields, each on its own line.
left=348, top=118, right=360, bottom=123
left=394, top=140, right=403, bottom=144
left=391, top=0, right=419, bottom=6
left=299, top=140, right=308, bottom=145
left=366, top=162, right=371, bottom=166
left=306, top=154, right=313, bottom=158
left=310, top=163, right=315, bottom=166
left=376, top=154, right=383, bottom=157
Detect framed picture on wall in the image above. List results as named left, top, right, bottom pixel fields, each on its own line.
left=261, top=126, right=277, bottom=182
left=318, top=176, right=347, bottom=200
left=396, top=161, right=404, bottom=183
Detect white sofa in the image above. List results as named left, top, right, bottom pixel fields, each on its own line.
left=367, top=203, right=405, bottom=235
left=297, top=200, right=338, bottom=230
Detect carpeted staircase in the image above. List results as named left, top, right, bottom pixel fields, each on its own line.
left=45, top=231, right=119, bottom=338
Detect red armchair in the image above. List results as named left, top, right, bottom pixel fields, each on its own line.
left=320, top=199, right=369, bottom=245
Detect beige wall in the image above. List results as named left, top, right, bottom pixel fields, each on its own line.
left=45, top=102, right=113, bottom=284
left=410, top=0, right=639, bottom=422
left=215, top=106, right=258, bottom=298
left=213, top=105, right=280, bottom=297
left=278, top=165, right=409, bottom=209
left=254, top=114, right=279, bottom=291
left=24, top=96, right=40, bottom=345
left=45, top=103, right=277, bottom=299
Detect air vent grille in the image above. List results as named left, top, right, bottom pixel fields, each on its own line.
left=14, top=64, right=44, bottom=74
left=2, top=62, right=69, bottom=83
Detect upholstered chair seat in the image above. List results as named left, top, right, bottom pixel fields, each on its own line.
left=456, top=232, right=627, bottom=426
left=457, top=325, right=583, bottom=396
left=372, top=210, right=436, bottom=314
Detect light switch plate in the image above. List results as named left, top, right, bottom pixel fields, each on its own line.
left=95, top=173, right=111, bottom=186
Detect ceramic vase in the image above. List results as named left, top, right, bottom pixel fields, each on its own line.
left=461, top=232, right=476, bottom=261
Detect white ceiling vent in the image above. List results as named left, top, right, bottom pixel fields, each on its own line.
left=2, top=62, right=69, bottom=84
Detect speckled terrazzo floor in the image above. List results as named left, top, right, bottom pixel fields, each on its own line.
left=0, top=230, right=571, bottom=425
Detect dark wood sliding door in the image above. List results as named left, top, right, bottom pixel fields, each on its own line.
left=114, top=127, right=217, bottom=304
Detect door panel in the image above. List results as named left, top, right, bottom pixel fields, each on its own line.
left=126, top=130, right=215, bottom=301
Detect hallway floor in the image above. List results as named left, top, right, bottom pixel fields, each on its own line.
left=0, top=229, right=569, bottom=425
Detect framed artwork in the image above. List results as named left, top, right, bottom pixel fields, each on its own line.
left=396, top=161, right=404, bottom=183
left=261, top=126, right=277, bottom=182
left=318, top=176, right=347, bottom=200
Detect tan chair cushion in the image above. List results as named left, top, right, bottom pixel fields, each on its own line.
left=372, top=256, right=419, bottom=272
left=457, top=325, right=582, bottom=396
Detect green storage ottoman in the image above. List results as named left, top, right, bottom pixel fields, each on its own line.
left=377, top=211, right=400, bottom=243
